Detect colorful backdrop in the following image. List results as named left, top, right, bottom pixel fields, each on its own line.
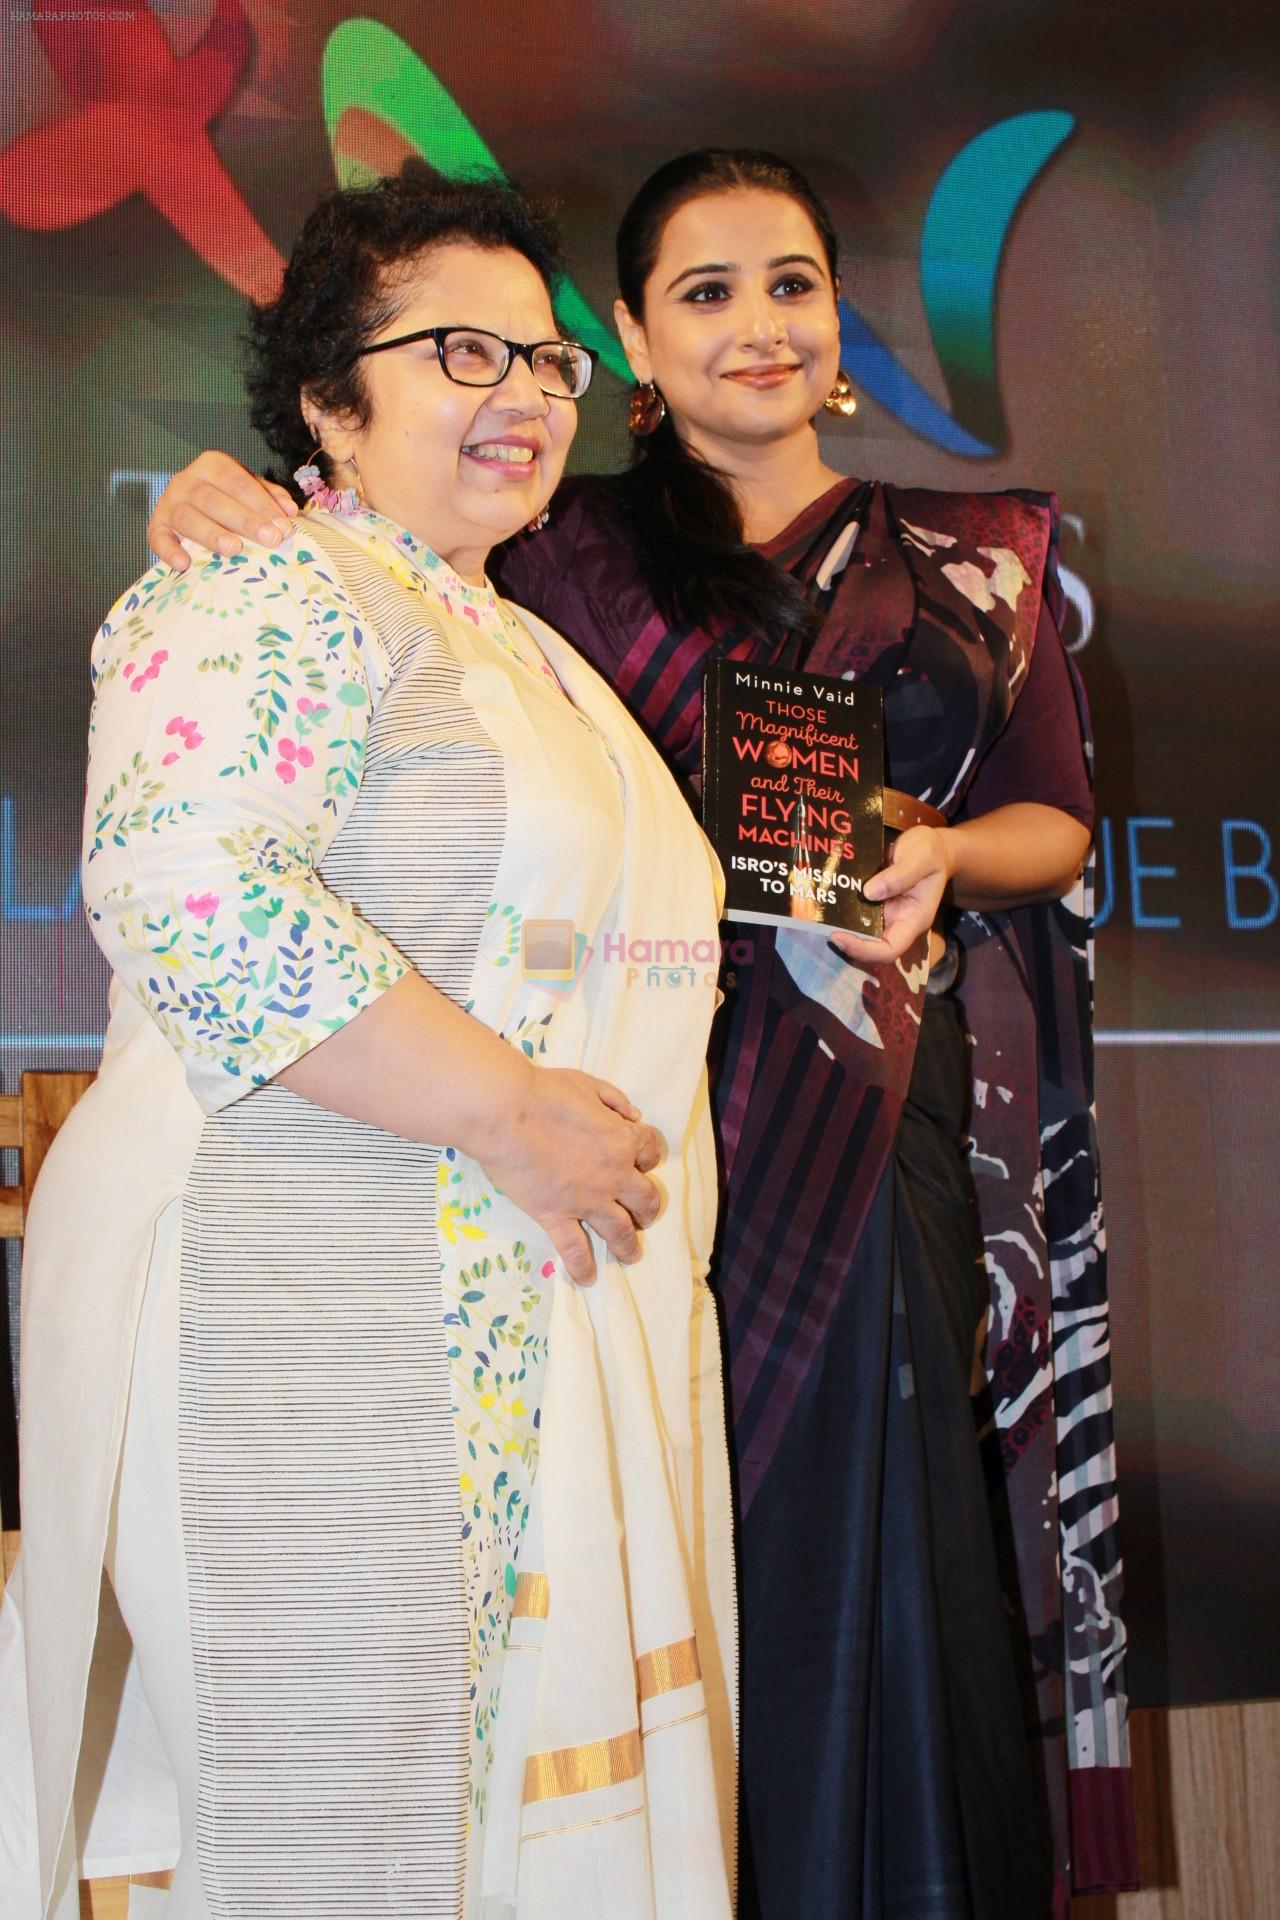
left=1, top=0, right=1276, bottom=1707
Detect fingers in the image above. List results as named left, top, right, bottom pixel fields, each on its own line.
left=542, top=1165, right=662, bottom=1287
left=586, top=1203, right=643, bottom=1267
left=594, top=1077, right=642, bottom=1122
left=150, top=528, right=192, bottom=574
left=632, top=1124, right=666, bottom=1174
left=865, top=825, right=951, bottom=903
left=197, top=454, right=287, bottom=526
left=843, top=920, right=921, bottom=963
left=589, top=1083, right=664, bottom=1173
left=189, top=477, right=295, bottom=548
left=593, top=1080, right=666, bottom=1179
left=545, top=1215, right=597, bottom=1287
left=266, top=482, right=299, bottom=519
left=544, top=1205, right=645, bottom=1286
left=546, top=1175, right=663, bottom=1286
left=614, top=1166, right=663, bottom=1229
left=864, top=855, right=929, bottom=903
left=506, top=1073, right=669, bottom=1287
left=148, top=460, right=295, bottom=568
left=164, top=500, right=250, bottom=561
left=828, top=929, right=876, bottom=961
left=863, top=860, right=894, bottom=903
left=831, top=890, right=934, bottom=961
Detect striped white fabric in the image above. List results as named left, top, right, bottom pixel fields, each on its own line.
left=179, top=527, right=506, bottom=1915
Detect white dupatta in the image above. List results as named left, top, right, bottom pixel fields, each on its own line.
left=474, top=609, right=736, bottom=1919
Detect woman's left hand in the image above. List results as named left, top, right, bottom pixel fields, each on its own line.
left=831, top=824, right=952, bottom=964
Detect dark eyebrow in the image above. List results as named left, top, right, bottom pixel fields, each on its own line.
left=664, top=261, right=735, bottom=293
left=664, top=252, right=826, bottom=294
left=767, top=253, right=825, bottom=275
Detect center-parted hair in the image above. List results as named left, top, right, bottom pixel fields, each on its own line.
left=245, top=160, right=565, bottom=496
left=613, top=149, right=842, bottom=647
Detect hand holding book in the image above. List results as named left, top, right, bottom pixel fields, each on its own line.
left=701, top=659, right=953, bottom=959
left=832, top=823, right=953, bottom=963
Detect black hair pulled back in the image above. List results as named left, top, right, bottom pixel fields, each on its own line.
left=613, top=149, right=841, bottom=645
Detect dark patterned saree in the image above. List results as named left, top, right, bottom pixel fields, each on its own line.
left=496, top=474, right=1136, bottom=1917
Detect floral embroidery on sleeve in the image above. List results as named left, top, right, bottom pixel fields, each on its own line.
left=83, top=545, right=408, bottom=1111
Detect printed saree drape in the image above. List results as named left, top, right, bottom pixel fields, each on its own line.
left=497, top=472, right=1137, bottom=1911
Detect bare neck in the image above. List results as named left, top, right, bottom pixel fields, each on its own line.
left=678, top=419, right=848, bottom=546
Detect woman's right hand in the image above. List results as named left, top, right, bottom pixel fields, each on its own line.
left=148, top=451, right=296, bottom=572
left=480, top=1066, right=666, bottom=1288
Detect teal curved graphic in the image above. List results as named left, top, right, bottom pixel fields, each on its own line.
left=323, top=24, right=1072, bottom=457
left=920, top=110, right=1075, bottom=446
left=322, top=20, right=630, bottom=381
left=840, top=111, right=1074, bottom=455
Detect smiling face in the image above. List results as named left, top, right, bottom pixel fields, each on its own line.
left=614, top=188, right=841, bottom=464
left=305, top=241, right=578, bottom=582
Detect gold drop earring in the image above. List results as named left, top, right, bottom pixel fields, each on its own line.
left=628, top=382, right=667, bottom=436
left=823, top=369, right=858, bottom=418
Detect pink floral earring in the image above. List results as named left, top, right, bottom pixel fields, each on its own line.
left=293, top=446, right=360, bottom=515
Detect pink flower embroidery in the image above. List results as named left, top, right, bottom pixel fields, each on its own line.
left=296, top=696, right=328, bottom=718
left=540, top=1260, right=556, bottom=1279
left=163, top=714, right=204, bottom=751
left=185, top=891, right=219, bottom=919
left=275, top=736, right=314, bottom=782
left=127, top=648, right=170, bottom=693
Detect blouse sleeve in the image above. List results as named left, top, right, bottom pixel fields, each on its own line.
left=958, top=598, right=1095, bottom=828
left=82, top=541, right=411, bottom=1112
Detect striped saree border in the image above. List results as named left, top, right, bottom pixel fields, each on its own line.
left=637, top=1635, right=700, bottom=1702
left=508, top=1576, right=698, bottom=1700
left=524, top=1729, right=643, bottom=1804
left=512, top=1571, right=550, bottom=1619
left=519, top=1632, right=703, bottom=1805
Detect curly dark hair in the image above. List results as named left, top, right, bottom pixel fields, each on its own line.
left=245, top=160, right=565, bottom=497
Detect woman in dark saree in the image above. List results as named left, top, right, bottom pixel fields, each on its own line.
left=148, top=150, right=1136, bottom=1919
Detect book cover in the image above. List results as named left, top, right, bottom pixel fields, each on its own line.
left=701, top=658, right=885, bottom=937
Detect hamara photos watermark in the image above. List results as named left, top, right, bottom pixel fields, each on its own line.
left=520, top=920, right=752, bottom=993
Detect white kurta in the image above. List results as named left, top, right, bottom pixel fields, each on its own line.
left=0, top=508, right=735, bottom=1918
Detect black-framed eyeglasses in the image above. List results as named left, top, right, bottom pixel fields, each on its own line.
left=356, top=325, right=597, bottom=400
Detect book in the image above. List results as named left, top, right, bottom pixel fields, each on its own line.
left=701, top=658, right=885, bottom=937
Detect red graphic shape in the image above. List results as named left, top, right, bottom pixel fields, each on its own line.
left=0, top=0, right=284, bottom=302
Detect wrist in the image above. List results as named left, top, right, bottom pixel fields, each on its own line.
left=453, top=1044, right=538, bottom=1161
left=936, top=821, right=964, bottom=889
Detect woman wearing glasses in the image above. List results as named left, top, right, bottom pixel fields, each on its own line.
left=1, top=166, right=736, bottom=1919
